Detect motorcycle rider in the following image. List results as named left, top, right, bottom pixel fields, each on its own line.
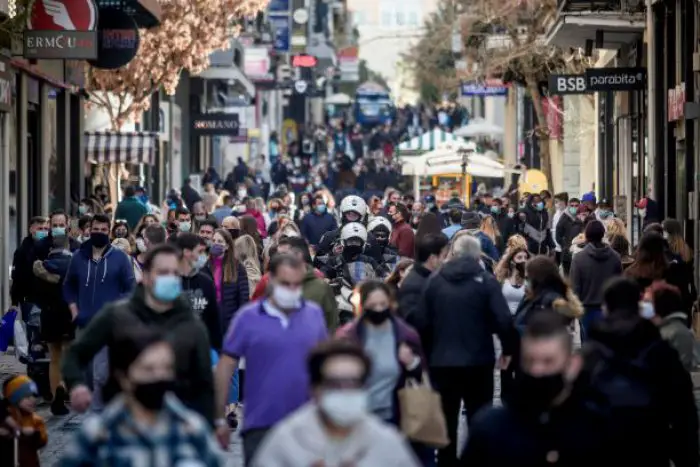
left=367, top=216, right=399, bottom=273
left=314, top=195, right=381, bottom=263
left=321, top=222, right=386, bottom=281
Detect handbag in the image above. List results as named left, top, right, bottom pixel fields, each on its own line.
left=397, top=372, right=450, bottom=448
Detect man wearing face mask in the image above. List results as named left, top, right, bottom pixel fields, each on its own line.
left=62, top=214, right=136, bottom=411
left=167, top=207, right=193, bottom=243
left=34, top=210, right=81, bottom=261
left=301, top=195, right=337, bottom=248
left=174, top=233, right=222, bottom=351
left=321, top=223, right=385, bottom=281
left=11, top=216, right=49, bottom=314
left=214, top=254, right=328, bottom=459
left=555, top=198, right=583, bottom=275
left=551, top=192, right=569, bottom=265
left=62, top=244, right=216, bottom=424
left=134, top=224, right=167, bottom=274
left=460, top=312, right=606, bottom=466
left=252, top=340, right=420, bottom=466
left=517, top=194, right=555, bottom=255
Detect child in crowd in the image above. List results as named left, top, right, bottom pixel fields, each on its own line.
left=0, top=375, right=48, bottom=467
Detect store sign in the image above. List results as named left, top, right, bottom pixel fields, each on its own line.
left=243, top=47, right=274, bottom=82
left=88, top=7, right=139, bottom=70
left=191, top=114, right=240, bottom=136
left=460, top=80, right=508, bottom=96
left=584, top=67, right=646, bottom=91
left=548, top=74, right=590, bottom=94
left=338, top=46, right=359, bottom=83
left=0, top=57, right=12, bottom=113
left=24, top=0, right=98, bottom=59
left=668, top=82, right=686, bottom=122
left=292, top=54, right=316, bottom=67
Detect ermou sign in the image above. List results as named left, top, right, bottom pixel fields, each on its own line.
left=191, top=114, right=240, bottom=136
left=88, top=7, right=140, bottom=69
left=24, top=0, right=98, bottom=59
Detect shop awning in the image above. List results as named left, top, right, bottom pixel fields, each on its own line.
left=85, top=131, right=158, bottom=165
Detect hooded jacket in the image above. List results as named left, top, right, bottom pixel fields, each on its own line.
left=61, top=285, right=215, bottom=424
left=416, top=256, right=517, bottom=367
left=398, top=263, right=432, bottom=328
left=62, top=241, right=135, bottom=328
left=570, top=243, right=622, bottom=308
left=555, top=211, right=585, bottom=265
left=181, top=268, right=222, bottom=350
left=582, top=317, right=698, bottom=467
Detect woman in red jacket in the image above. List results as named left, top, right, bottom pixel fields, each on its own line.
left=389, top=203, right=415, bottom=258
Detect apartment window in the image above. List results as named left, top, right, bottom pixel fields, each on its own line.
left=381, top=11, right=392, bottom=27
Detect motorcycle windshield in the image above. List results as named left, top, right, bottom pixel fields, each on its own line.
left=345, top=261, right=377, bottom=284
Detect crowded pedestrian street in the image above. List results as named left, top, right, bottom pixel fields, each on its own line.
left=1, top=0, right=700, bottom=466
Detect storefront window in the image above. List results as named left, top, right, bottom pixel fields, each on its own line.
left=47, top=88, right=63, bottom=212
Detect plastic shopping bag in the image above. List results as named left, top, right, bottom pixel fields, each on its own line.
left=13, top=318, right=28, bottom=361
left=0, top=308, right=17, bottom=352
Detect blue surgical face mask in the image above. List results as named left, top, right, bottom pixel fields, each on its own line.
left=599, top=210, right=611, bottom=219
left=490, top=206, right=500, bottom=214
left=316, top=204, right=327, bottom=214
left=78, top=205, right=88, bottom=215
left=193, top=254, right=207, bottom=270
left=52, top=227, right=66, bottom=237
left=34, top=230, right=48, bottom=241
left=640, top=301, right=655, bottom=320
left=535, top=202, right=544, bottom=211
left=153, top=275, right=182, bottom=302
left=178, top=221, right=191, bottom=232
left=568, top=207, right=578, bottom=216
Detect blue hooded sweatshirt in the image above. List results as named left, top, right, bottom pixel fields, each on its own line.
left=62, top=240, right=136, bottom=328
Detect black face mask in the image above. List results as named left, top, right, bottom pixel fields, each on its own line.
left=132, top=380, right=174, bottom=411
left=515, top=372, right=565, bottom=409
left=364, top=308, right=391, bottom=325
left=342, top=244, right=363, bottom=259
left=90, top=232, right=110, bottom=248
left=514, top=261, right=526, bottom=276
left=227, top=228, right=240, bottom=239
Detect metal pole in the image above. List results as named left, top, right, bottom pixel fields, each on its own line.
left=646, top=0, right=656, bottom=200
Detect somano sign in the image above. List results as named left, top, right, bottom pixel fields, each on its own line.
left=24, top=0, right=98, bottom=59
left=191, top=114, right=240, bottom=136
left=584, top=67, right=647, bottom=92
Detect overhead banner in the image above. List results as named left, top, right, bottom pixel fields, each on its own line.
left=24, top=0, right=98, bottom=59
left=268, top=15, right=291, bottom=53
left=88, top=7, right=140, bottom=69
left=460, top=81, right=507, bottom=96
left=584, top=67, right=646, bottom=91
left=191, top=114, right=240, bottom=136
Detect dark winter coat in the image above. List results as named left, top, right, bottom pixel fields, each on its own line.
left=34, top=249, right=74, bottom=342
left=181, top=268, right=223, bottom=351
left=300, top=211, right=338, bottom=247
left=518, top=205, right=555, bottom=255
left=570, top=243, right=622, bottom=308
left=397, top=263, right=432, bottom=329
left=204, top=260, right=249, bottom=335
left=555, top=211, right=585, bottom=266
left=416, top=256, right=517, bottom=368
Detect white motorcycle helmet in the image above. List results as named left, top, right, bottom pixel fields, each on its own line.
left=340, top=222, right=368, bottom=245
left=339, top=195, right=367, bottom=222
left=367, top=216, right=392, bottom=235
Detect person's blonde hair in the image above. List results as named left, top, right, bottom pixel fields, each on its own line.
left=605, top=217, right=627, bottom=239
left=494, top=246, right=530, bottom=283
left=506, top=234, right=528, bottom=251
left=234, top=234, right=261, bottom=270
left=215, top=190, right=231, bottom=208
left=111, top=238, right=131, bottom=255
left=479, top=215, right=501, bottom=244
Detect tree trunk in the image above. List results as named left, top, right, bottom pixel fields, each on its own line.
left=525, top=78, right=552, bottom=187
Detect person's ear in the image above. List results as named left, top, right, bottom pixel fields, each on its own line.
left=565, top=353, right=583, bottom=383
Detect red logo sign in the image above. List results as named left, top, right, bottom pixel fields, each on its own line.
left=28, top=0, right=97, bottom=31
left=292, top=54, right=317, bottom=68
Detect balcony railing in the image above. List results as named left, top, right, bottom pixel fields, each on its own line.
left=556, top=0, right=623, bottom=12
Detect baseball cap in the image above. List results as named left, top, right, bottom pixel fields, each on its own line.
left=581, top=192, right=596, bottom=204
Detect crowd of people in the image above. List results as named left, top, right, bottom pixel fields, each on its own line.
left=0, top=150, right=698, bottom=466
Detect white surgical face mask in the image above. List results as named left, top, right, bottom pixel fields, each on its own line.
left=272, top=284, right=302, bottom=309
left=319, top=389, right=368, bottom=427
left=640, top=301, right=655, bottom=320
left=237, top=189, right=247, bottom=198
left=136, top=237, right=147, bottom=253
left=638, top=208, right=647, bottom=218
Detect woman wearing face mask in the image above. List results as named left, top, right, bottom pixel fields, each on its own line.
left=294, top=193, right=312, bottom=225
left=110, top=219, right=135, bottom=252
left=335, top=281, right=425, bottom=423
left=494, top=247, right=531, bottom=314
left=59, top=329, right=224, bottom=466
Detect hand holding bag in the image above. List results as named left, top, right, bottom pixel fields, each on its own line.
left=397, top=372, right=450, bottom=448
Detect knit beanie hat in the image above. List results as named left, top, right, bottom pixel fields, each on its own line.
left=3, top=375, right=38, bottom=406
left=585, top=220, right=606, bottom=243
